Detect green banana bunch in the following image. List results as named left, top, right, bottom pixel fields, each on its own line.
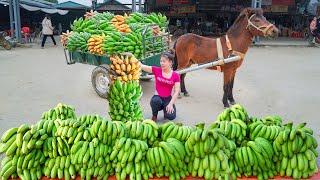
left=43, top=137, right=69, bottom=158
left=216, top=104, right=249, bottom=122
left=108, top=80, right=143, bottom=122
left=66, top=32, right=91, bottom=52
left=126, top=12, right=145, bottom=24
left=273, top=122, right=318, bottom=179
left=160, top=122, right=194, bottom=142
left=43, top=155, right=77, bottom=180
left=146, top=138, right=188, bottom=180
left=71, top=18, right=97, bottom=34
left=91, top=12, right=114, bottom=22
left=249, top=120, right=281, bottom=141
left=41, top=103, right=76, bottom=121
left=262, top=115, right=282, bottom=126
left=126, top=119, right=159, bottom=144
left=92, top=119, right=126, bottom=145
left=213, top=119, right=247, bottom=145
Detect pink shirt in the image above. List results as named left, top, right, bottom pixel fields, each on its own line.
left=152, top=66, right=180, bottom=97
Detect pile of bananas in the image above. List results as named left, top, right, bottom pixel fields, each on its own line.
left=111, top=14, right=131, bottom=33
left=110, top=137, right=149, bottom=180
left=108, top=80, right=143, bottom=122
left=147, top=138, right=188, bottom=179
left=185, top=125, right=232, bottom=180
left=65, top=32, right=91, bottom=52
left=273, top=123, right=318, bottom=179
left=249, top=119, right=282, bottom=141
left=41, top=103, right=76, bottom=121
left=125, top=120, right=159, bottom=145
left=71, top=18, right=97, bottom=34
left=217, top=104, right=249, bottom=123
left=234, top=137, right=277, bottom=180
left=88, top=34, right=105, bottom=55
left=160, top=122, right=193, bottom=142
left=98, top=20, right=117, bottom=35
left=211, top=119, right=247, bottom=144
left=91, top=120, right=126, bottom=145
left=109, top=54, right=141, bottom=83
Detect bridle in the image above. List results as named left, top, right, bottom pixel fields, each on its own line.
left=246, top=14, right=274, bottom=37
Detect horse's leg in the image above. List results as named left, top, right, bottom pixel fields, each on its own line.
left=180, top=73, right=189, bottom=97
left=228, top=70, right=237, bottom=105
left=222, top=69, right=232, bottom=108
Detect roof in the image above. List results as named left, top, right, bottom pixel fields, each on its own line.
left=97, top=0, right=131, bottom=11
left=55, top=1, right=90, bottom=10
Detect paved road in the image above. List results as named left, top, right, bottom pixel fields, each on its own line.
left=0, top=45, right=319, bottom=159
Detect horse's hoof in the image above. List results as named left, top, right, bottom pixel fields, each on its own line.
left=184, top=92, right=190, bottom=97
left=229, top=101, right=236, bottom=105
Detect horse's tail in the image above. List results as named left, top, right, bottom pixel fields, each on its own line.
left=172, top=40, right=178, bottom=71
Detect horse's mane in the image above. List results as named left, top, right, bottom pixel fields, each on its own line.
left=227, top=8, right=263, bottom=37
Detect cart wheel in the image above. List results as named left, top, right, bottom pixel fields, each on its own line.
left=2, top=41, right=12, bottom=50
left=91, top=65, right=110, bottom=99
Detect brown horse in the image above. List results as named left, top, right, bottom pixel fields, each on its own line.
left=173, top=8, right=279, bottom=108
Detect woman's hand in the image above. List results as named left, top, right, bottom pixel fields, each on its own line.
left=166, top=103, right=175, bottom=114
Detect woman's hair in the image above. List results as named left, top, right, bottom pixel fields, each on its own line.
left=161, top=49, right=175, bottom=62
left=45, top=14, right=51, bottom=20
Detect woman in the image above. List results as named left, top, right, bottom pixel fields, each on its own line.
left=140, top=50, right=180, bottom=121
left=41, top=14, right=57, bottom=48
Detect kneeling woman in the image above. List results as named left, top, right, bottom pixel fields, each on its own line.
left=140, top=50, right=180, bottom=121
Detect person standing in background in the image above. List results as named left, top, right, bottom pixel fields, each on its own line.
left=41, top=14, right=57, bottom=48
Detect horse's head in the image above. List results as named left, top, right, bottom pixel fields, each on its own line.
left=240, top=8, right=279, bottom=38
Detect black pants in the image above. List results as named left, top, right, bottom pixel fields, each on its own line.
left=41, top=35, right=56, bottom=47
left=150, top=95, right=176, bottom=120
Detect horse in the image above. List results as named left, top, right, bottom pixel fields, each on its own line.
left=172, top=8, right=279, bottom=108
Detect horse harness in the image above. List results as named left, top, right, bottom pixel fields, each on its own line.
left=215, top=35, right=246, bottom=69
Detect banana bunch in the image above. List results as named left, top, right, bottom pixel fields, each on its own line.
left=66, top=32, right=91, bottom=52
left=126, top=12, right=145, bottom=24
left=88, top=34, right=106, bottom=55
left=111, top=14, right=131, bottom=33
left=144, top=13, right=168, bottom=28
left=102, top=31, right=144, bottom=58
left=98, top=20, right=117, bottom=34
left=60, top=30, right=72, bottom=47
left=91, top=12, right=114, bottom=22
left=41, top=103, right=76, bottom=121
left=43, top=155, right=77, bottom=180
left=70, top=141, right=112, bottom=170
left=273, top=122, right=318, bottom=179
left=217, top=104, right=249, bottom=122
left=262, top=115, right=282, bottom=126
left=212, top=119, right=247, bottom=144
left=234, top=137, right=276, bottom=180
left=108, top=80, right=143, bottom=122
left=84, top=10, right=98, bottom=20
left=126, top=119, right=159, bottom=144
left=110, top=137, right=149, bottom=180
left=249, top=120, right=281, bottom=141
left=43, top=137, right=70, bottom=158
left=160, top=122, right=194, bottom=142
left=109, top=54, right=141, bottom=83
left=71, top=18, right=97, bottom=34
left=91, top=120, right=126, bottom=145
left=55, top=118, right=84, bottom=144
left=147, top=138, right=188, bottom=179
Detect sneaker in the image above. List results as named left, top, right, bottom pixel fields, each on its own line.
left=151, top=116, right=157, bottom=121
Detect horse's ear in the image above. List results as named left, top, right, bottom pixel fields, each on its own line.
left=243, top=7, right=263, bottom=17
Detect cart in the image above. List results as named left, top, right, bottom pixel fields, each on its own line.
left=63, top=25, right=241, bottom=98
